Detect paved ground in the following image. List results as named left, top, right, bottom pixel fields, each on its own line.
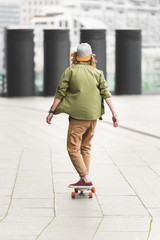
left=0, top=95, right=160, bottom=240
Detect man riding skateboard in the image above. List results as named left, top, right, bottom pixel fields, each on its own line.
left=46, top=43, right=119, bottom=188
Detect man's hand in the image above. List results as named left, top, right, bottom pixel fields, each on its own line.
left=112, top=115, right=119, bottom=128
left=46, top=113, right=53, bottom=124
left=46, top=97, right=61, bottom=125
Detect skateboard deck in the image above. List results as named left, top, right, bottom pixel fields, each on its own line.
left=68, top=186, right=95, bottom=198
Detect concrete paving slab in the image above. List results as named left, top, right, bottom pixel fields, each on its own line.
left=0, top=188, right=12, bottom=195
left=103, top=95, right=160, bottom=138
left=116, top=166, right=160, bottom=209
left=0, top=216, right=52, bottom=236
left=0, top=235, right=36, bottom=240
left=37, top=217, right=100, bottom=240
left=8, top=208, right=54, bottom=217
left=149, top=218, right=160, bottom=240
left=91, top=148, right=113, bottom=165
left=93, top=183, right=135, bottom=196
left=0, top=196, right=10, bottom=205
left=17, top=170, right=51, bottom=177
left=148, top=208, right=160, bottom=217
left=51, top=159, right=76, bottom=173
left=0, top=169, right=18, bottom=175
left=98, top=216, right=151, bottom=232
left=106, top=153, right=147, bottom=166
left=10, top=198, right=53, bottom=208
left=92, top=177, right=135, bottom=196
left=0, top=207, right=8, bottom=217
left=55, top=193, right=102, bottom=217
left=93, top=231, right=149, bottom=240
left=148, top=164, right=160, bottom=176
left=139, top=194, right=160, bottom=208
left=52, top=172, right=80, bottom=193
left=91, top=165, right=135, bottom=195
left=12, top=181, right=53, bottom=199
left=97, top=195, right=149, bottom=216
left=0, top=161, right=19, bottom=169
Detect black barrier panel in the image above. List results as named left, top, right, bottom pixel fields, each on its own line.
left=44, top=29, right=70, bottom=96
left=115, top=30, right=142, bottom=94
left=80, top=29, right=106, bottom=75
left=7, top=29, right=35, bottom=97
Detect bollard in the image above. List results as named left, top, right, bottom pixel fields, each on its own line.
left=115, top=30, right=142, bottom=94
left=43, top=29, right=70, bottom=96
left=80, top=29, right=106, bottom=75
left=7, top=29, right=35, bottom=97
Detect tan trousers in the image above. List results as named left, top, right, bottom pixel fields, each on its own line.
left=67, top=117, right=97, bottom=178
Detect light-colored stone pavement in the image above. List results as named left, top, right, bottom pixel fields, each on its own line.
left=0, top=95, right=160, bottom=240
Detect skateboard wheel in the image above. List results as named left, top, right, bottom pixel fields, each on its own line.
left=71, top=192, right=75, bottom=198
left=91, top=187, right=95, bottom=193
left=75, top=188, right=78, bottom=193
left=89, top=192, right=93, bottom=198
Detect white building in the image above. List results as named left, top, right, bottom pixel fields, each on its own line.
left=28, top=0, right=160, bottom=92
left=31, top=0, right=160, bottom=48
left=32, top=5, right=107, bottom=48
left=0, top=0, right=20, bottom=70
left=20, top=0, right=57, bottom=25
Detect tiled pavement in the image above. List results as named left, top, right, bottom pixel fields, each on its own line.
left=0, top=95, right=160, bottom=240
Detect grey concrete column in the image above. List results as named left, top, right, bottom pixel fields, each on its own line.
left=7, top=29, right=35, bottom=97
left=80, top=29, right=106, bottom=75
left=43, top=29, right=70, bottom=96
left=115, top=30, right=142, bottom=94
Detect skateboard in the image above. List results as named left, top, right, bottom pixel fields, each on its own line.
left=68, top=186, right=95, bottom=198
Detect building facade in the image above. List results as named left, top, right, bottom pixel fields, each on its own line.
left=20, top=0, right=57, bottom=25
left=0, top=0, right=20, bottom=70
left=31, top=0, right=160, bottom=92
left=31, top=0, right=160, bottom=48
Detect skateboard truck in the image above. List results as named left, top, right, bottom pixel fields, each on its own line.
left=79, top=191, right=85, bottom=197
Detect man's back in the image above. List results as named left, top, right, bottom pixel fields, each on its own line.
left=54, top=61, right=111, bottom=120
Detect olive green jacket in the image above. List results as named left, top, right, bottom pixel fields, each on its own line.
left=53, top=61, right=112, bottom=120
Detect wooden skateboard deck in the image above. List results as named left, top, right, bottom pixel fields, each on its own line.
left=68, top=186, right=95, bottom=198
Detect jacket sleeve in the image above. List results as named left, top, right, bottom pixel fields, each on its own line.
left=98, top=70, right=112, bottom=99
left=54, top=67, right=71, bottom=100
